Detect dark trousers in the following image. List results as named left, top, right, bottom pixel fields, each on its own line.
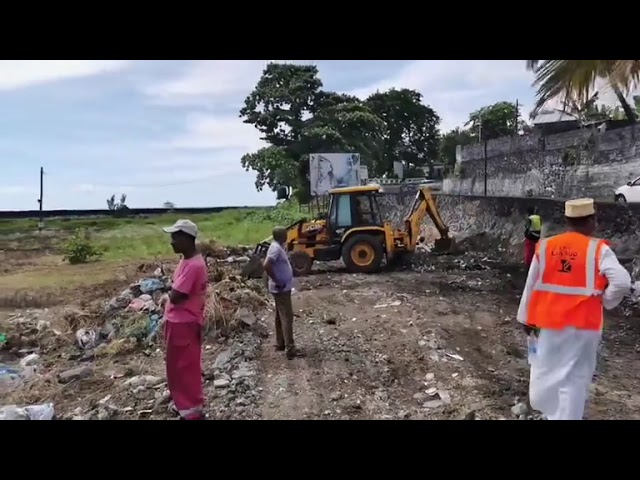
left=273, top=291, right=295, bottom=350
left=525, top=238, right=537, bottom=266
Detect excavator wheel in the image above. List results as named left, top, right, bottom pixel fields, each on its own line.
left=342, top=234, right=384, bottom=274
left=289, top=251, right=313, bottom=277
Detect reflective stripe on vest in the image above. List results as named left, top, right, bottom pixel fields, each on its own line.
left=529, top=215, right=542, bottom=232
left=533, top=237, right=602, bottom=297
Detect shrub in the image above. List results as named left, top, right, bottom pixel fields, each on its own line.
left=245, top=200, right=306, bottom=226
left=63, top=228, right=103, bottom=265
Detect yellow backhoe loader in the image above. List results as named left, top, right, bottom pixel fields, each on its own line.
left=243, top=184, right=452, bottom=278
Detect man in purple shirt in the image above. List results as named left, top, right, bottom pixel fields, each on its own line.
left=263, top=226, right=304, bottom=359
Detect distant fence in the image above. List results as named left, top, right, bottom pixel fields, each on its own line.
left=0, top=206, right=270, bottom=220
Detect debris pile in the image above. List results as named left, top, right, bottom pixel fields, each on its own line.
left=0, top=255, right=273, bottom=420
left=203, top=328, right=265, bottom=420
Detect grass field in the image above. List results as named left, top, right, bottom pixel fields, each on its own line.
left=0, top=202, right=307, bottom=301
left=1, top=202, right=306, bottom=262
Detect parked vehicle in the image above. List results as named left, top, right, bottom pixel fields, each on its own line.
left=615, top=177, right=640, bottom=203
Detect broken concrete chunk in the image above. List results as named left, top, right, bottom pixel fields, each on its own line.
left=214, top=349, right=232, bottom=370
left=235, top=308, right=257, bottom=326
left=511, top=402, right=528, bottom=416
left=329, top=392, right=343, bottom=402
left=124, top=375, right=164, bottom=388
left=214, top=379, right=230, bottom=388
left=437, top=390, right=452, bottom=404
left=423, top=400, right=444, bottom=409
left=58, top=366, right=94, bottom=384
left=413, top=392, right=427, bottom=402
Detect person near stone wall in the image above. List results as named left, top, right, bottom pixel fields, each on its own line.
left=516, top=198, right=631, bottom=420
left=524, top=206, right=542, bottom=266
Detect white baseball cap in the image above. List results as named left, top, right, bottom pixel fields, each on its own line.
left=162, top=219, right=199, bottom=238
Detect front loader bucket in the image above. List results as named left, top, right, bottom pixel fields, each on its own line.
left=242, top=254, right=265, bottom=279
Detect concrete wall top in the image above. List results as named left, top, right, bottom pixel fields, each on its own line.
left=459, top=124, right=638, bottom=162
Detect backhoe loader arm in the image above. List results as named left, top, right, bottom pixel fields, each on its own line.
left=403, top=187, right=450, bottom=250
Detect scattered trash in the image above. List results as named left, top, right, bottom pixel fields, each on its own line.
left=446, top=353, right=464, bottom=361
left=423, top=400, right=444, bottom=409
left=76, top=329, right=96, bottom=350
left=0, top=403, right=54, bottom=420
left=139, top=278, right=165, bottom=294
left=58, top=366, right=94, bottom=384
left=425, top=373, right=435, bottom=382
left=373, top=300, right=402, bottom=309
left=19, top=353, right=40, bottom=367
left=235, top=308, right=257, bottom=326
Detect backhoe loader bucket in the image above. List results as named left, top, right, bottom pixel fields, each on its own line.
left=432, top=237, right=455, bottom=254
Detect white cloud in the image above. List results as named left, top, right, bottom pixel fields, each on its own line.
left=143, top=61, right=266, bottom=106
left=0, top=185, right=35, bottom=195
left=72, top=183, right=96, bottom=193
left=348, top=60, right=535, bottom=131
left=0, top=60, right=131, bottom=91
left=167, top=113, right=266, bottom=152
left=143, top=60, right=317, bottom=106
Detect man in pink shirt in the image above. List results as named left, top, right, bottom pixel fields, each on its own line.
left=162, top=219, right=208, bottom=420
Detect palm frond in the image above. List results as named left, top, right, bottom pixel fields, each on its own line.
left=529, top=60, right=608, bottom=116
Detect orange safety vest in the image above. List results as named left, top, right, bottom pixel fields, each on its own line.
left=527, top=232, right=609, bottom=331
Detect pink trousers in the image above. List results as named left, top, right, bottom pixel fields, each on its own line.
left=165, top=321, right=204, bottom=420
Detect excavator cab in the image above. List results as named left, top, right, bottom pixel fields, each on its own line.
left=326, top=186, right=384, bottom=233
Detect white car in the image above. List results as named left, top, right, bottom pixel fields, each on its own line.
left=615, top=177, right=640, bottom=203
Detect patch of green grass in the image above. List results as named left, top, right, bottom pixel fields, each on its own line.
left=0, top=201, right=309, bottom=262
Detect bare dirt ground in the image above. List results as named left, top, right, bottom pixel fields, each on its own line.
left=2, top=248, right=640, bottom=420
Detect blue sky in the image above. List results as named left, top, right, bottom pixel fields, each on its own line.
left=0, top=60, right=599, bottom=210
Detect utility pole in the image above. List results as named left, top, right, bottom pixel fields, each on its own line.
left=515, top=99, right=520, bottom=135
left=37, top=167, right=44, bottom=231
left=483, top=140, right=488, bottom=196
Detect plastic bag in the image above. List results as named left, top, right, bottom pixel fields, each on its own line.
left=140, top=278, right=164, bottom=294
left=0, top=403, right=54, bottom=420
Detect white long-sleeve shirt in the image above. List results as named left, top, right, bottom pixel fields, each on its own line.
left=517, top=244, right=631, bottom=325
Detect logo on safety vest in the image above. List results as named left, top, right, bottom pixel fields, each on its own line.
left=558, top=259, right=572, bottom=273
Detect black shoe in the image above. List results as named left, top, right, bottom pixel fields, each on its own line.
left=274, top=344, right=285, bottom=352
left=286, top=347, right=306, bottom=360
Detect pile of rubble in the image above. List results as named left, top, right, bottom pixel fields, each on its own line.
left=0, top=253, right=271, bottom=420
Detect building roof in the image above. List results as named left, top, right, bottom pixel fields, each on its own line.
left=532, top=109, right=579, bottom=125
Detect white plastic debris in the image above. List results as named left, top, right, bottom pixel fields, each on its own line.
left=76, top=329, right=96, bottom=350
left=20, top=353, right=40, bottom=368
left=446, top=353, right=464, bottom=361
left=0, top=403, right=54, bottom=420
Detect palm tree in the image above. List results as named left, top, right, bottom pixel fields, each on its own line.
left=526, top=60, right=640, bottom=122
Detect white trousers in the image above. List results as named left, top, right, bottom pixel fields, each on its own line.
left=529, top=327, right=601, bottom=420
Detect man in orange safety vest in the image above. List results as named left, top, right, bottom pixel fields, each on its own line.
left=516, top=198, right=631, bottom=420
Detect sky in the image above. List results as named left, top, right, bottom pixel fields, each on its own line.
left=0, top=60, right=631, bottom=211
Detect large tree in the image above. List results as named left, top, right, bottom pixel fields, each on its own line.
left=439, top=127, right=475, bottom=170
left=240, top=64, right=387, bottom=199
left=365, top=88, right=441, bottom=176
left=465, top=101, right=522, bottom=140
left=526, top=60, right=640, bottom=122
